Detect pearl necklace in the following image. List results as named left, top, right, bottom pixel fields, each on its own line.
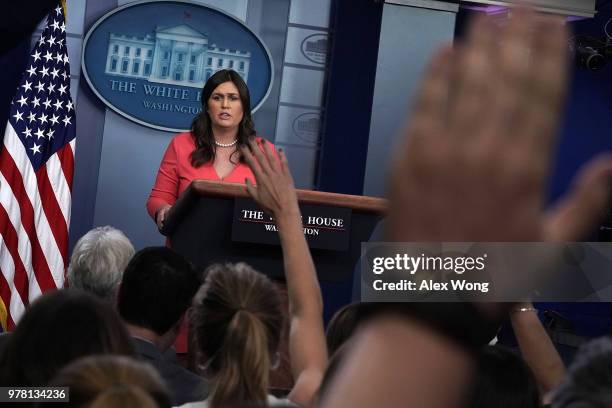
left=214, top=139, right=238, bottom=148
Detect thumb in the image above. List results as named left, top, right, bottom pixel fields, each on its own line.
left=544, top=154, right=612, bottom=241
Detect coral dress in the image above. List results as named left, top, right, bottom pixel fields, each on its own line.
left=147, top=131, right=275, bottom=220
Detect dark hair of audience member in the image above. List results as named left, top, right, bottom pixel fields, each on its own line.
left=326, top=302, right=376, bottom=357
left=0, top=289, right=134, bottom=387
left=45, top=355, right=171, bottom=408
left=317, top=343, right=349, bottom=403
left=465, top=345, right=541, bottom=408
left=191, top=263, right=283, bottom=408
left=117, top=247, right=200, bottom=335
left=552, top=336, right=612, bottom=407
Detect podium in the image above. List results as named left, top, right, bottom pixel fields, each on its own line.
left=162, top=180, right=386, bottom=321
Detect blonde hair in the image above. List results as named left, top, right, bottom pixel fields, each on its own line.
left=192, top=263, right=283, bottom=408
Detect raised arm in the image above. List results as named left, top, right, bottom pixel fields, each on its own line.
left=242, top=140, right=327, bottom=407
left=510, top=303, right=565, bottom=403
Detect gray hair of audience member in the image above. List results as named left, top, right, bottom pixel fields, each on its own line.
left=67, top=226, right=134, bottom=301
left=552, top=336, right=612, bottom=408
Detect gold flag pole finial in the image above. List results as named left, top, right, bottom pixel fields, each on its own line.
left=61, top=0, right=67, bottom=22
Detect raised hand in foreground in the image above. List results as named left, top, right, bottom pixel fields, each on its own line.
left=241, top=140, right=327, bottom=408
left=387, top=10, right=612, bottom=243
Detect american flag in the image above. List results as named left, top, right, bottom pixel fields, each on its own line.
left=0, top=3, right=75, bottom=330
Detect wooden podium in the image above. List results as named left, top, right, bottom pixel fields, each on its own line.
left=162, top=180, right=386, bottom=321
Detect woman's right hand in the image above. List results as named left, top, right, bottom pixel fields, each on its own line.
left=156, top=204, right=172, bottom=230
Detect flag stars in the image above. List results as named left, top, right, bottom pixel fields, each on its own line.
left=46, top=129, right=55, bottom=140
left=21, top=81, right=32, bottom=92
left=39, top=66, right=49, bottom=78
left=16, top=96, right=28, bottom=107
left=61, top=71, right=68, bottom=81
left=55, top=52, right=63, bottom=64
left=23, top=127, right=32, bottom=138
left=30, top=143, right=42, bottom=155
left=57, top=39, right=64, bottom=48
left=38, top=112, right=48, bottom=124
left=51, top=68, right=60, bottom=79
left=55, top=5, right=62, bottom=15
left=60, top=22, right=66, bottom=33
left=13, top=110, right=23, bottom=122
left=53, top=99, right=63, bottom=111
left=66, top=100, right=73, bottom=111
left=51, top=20, right=60, bottom=31
left=26, top=65, right=37, bottom=77
left=57, top=84, right=67, bottom=96
left=32, top=96, right=40, bottom=108
left=43, top=51, right=53, bottom=63
left=47, top=35, right=56, bottom=46
left=35, top=128, right=45, bottom=139
left=63, top=54, right=69, bottom=64
left=43, top=98, right=52, bottom=110
left=62, top=115, right=72, bottom=126
left=32, top=50, right=41, bottom=62
left=50, top=114, right=60, bottom=125
left=47, top=83, right=56, bottom=94
left=28, top=112, right=37, bottom=123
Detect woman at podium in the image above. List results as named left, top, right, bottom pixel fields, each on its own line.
left=146, top=69, right=276, bottom=230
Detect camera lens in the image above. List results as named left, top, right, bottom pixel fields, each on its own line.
left=586, top=53, right=606, bottom=71
left=577, top=46, right=606, bottom=71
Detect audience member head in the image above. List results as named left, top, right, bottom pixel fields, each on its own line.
left=318, top=343, right=350, bottom=403
left=0, top=289, right=134, bottom=387
left=191, top=262, right=283, bottom=408
left=465, top=345, right=540, bottom=408
left=552, top=336, right=612, bottom=407
left=48, top=355, right=171, bottom=408
left=117, top=247, right=200, bottom=343
left=67, top=226, right=134, bottom=302
left=326, top=302, right=375, bottom=357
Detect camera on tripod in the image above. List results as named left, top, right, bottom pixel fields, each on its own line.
left=573, top=36, right=609, bottom=71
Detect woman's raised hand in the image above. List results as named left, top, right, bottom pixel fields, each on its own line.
left=241, top=140, right=299, bottom=221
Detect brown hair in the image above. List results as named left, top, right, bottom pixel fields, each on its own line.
left=49, top=355, right=171, bottom=408
left=191, top=263, right=283, bottom=408
left=0, top=289, right=135, bottom=387
left=190, top=69, right=256, bottom=167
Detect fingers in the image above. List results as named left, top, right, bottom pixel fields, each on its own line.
left=249, top=139, right=273, bottom=175
left=241, top=141, right=264, bottom=181
left=488, top=7, right=535, bottom=139
left=242, top=139, right=287, bottom=182
left=522, top=14, right=569, bottom=160
left=544, top=154, right=612, bottom=241
left=245, top=177, right=259, bottom=202
left=278, top=148, right=290, bottom=176
left=262, top=140, right=280, bottom=173
left=448, top=15, right=495, bottom=140
left=407, top=45, right=453, bottom=143
left=156, top=206, right=169, bottom=230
